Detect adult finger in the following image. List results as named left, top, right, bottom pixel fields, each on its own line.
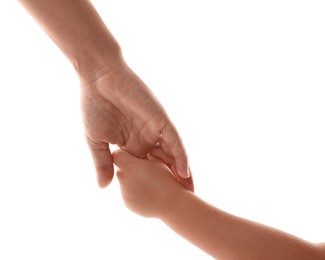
left=87, top=139, right=114, bottom=188
left=168, top=162, right=194, bottom=192
left=161, top=123, right=190, bottom=178
left=159, top=125, right=194, bottom=192
left=149, top=146, right=173, bottom=166
left=178, top=168, right=194, bottom=192
left=149, top=147, right=195, bottom=192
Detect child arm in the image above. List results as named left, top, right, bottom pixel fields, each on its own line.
left=113, top=149, right=324, bottom=259
left=163, top=188, right=322, bottom=259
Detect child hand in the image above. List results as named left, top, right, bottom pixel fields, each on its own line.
left=113, top=149, right=184, bottom=218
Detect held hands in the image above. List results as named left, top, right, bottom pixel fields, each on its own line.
left=19, top=0, right=193, bottom=190
left=113, top=149, right=185, bottom=218
left=80, top=61, right=193, bottom=191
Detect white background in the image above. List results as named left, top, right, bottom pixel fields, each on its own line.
left=1, top=1, right=325, bottom=259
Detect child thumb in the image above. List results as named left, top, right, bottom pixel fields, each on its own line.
left=112, top=149, right=137, bottom=169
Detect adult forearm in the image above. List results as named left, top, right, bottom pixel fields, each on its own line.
left=162, top=190, right=322, bottom=259
left=18, top=0, right=122, bottom=83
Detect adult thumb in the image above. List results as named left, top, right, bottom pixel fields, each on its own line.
left=87, top=140, right=114, bottom=188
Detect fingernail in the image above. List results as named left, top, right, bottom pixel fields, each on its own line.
left=180, top=167, right=190, bottom=178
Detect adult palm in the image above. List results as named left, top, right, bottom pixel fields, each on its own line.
left=80, top=62, right=193, bottom=191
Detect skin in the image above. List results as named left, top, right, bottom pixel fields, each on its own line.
left=113, top=149, right=325, bottom=260
left=18, top=0, right=193, bottom=191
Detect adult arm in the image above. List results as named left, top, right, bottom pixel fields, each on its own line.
left=18, top=0, right=120, bottom=81
left=18, top=0, right=193, bottom=190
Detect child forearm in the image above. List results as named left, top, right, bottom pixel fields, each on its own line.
left=162, top=190, right=323, bottom=260
left=18, top=0, right=122, bottom=82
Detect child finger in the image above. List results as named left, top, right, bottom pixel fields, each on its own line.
left=112, top=149, right=137, bottom=170
left=149, top=146, right=172, bottom=166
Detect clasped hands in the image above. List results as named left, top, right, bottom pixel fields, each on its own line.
left=80, top=60, right=194, bottom=192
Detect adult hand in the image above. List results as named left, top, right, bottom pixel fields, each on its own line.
left=81, top=61, right=194, bottom=191
left=18, top=0, right=193, bottom=190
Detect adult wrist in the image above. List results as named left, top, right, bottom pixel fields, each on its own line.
left=72, top=42, right=124, bottom=87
